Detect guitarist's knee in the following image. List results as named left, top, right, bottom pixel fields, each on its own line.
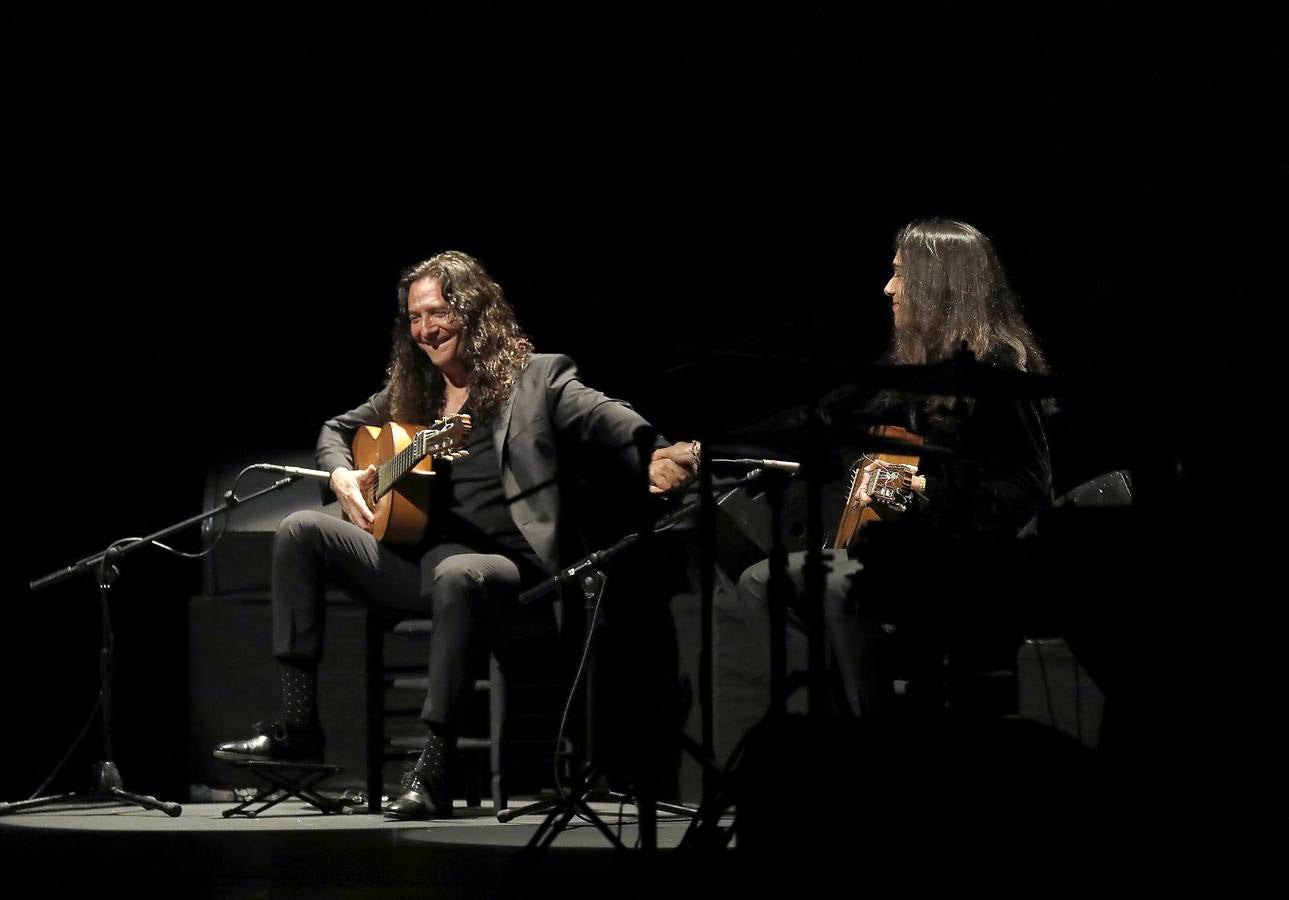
left=428, top=556, right=487, bottom=611
left=275, top=509, right=366, bottom=563
left=277, top=509, right=328, bottom=545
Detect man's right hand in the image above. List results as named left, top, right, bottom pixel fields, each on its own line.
left=330, top=465, right=377, bottom=532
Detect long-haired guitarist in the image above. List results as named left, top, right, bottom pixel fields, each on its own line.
left=216, top=251, right=699, bottom=820
left=735, top=219, right=1053, bottom=717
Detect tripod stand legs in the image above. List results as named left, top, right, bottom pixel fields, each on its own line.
left=0, top=793, right=77, bottom=816
left=499, top=762, right=696, bottom=840
left=95, top=762, right=183, bottom=817
left=0, top=761, right=182, bottom=818
left=602, top=791, right=695, bottom=819
left=105, top=786, right=183, bottom=817
left=497, top=763, right=625, bottom=845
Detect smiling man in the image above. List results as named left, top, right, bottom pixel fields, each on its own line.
left=216, top=250, right=699, bottom=820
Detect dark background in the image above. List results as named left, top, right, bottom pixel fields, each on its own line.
left=4, top=9, right=1284, bottom=818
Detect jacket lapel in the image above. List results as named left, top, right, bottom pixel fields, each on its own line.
left=491, top=378, right=519, bottom=468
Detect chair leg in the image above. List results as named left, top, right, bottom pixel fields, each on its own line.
left=490, top=654, right=507, bottom=813
left=464, top=768, right=482, bottom=807
left=366, top=611, right=385, bottom=814
left=373, top=617, right=506, bottom=814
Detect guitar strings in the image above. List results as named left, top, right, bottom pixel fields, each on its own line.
left=372, top=417, right=464, bottom=500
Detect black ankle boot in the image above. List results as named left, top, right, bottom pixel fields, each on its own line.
left=383, top=730, right=452, bottom=820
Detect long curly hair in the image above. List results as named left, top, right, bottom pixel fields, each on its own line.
left=890, top=218, right=1048, bottom=374
left=386, top=250, right=533, bottom=423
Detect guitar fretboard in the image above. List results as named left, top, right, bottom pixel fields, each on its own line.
left=375, top=438, right=421, bottom=500
left=371, top=416, right=469, bottom=499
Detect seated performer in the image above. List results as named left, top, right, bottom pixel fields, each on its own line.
left=736, top=218, right=1052, bottom=716
left=217, top=250, right=699, bottom=819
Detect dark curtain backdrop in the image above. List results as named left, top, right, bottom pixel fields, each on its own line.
left=5, top=9, right=1283, bottom=814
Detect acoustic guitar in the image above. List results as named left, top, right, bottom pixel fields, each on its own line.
left=350, top=414, right=472, bottom=544
left=831, top=425, right=925, bottom=550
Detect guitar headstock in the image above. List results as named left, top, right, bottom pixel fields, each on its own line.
left=417, top=414, right=473, bottom=462
left=860, top=461, right=921, bottom=513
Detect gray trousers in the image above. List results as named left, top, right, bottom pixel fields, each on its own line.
left=271, top=509, right=551, bottom=728
left=736, top=549, right=894, bottom=716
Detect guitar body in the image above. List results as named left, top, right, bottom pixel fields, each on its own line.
left=352, top=421, right=435, bottom=545
left=831, top=425, right=923, bottom=550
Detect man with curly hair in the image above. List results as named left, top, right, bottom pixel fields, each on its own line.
left=217, top=251, right=698, bottom=820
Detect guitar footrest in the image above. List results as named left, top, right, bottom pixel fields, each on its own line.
left=213, top=753, right=348, bottom=818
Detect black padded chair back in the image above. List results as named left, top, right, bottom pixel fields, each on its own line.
left=1017, top=470, right=1133, bottom=539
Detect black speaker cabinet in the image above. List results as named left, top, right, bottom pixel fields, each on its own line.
left=187, top=592, right=419, bottom=796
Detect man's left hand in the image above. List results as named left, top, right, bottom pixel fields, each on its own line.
left=649, top=441, right=699, bottom=494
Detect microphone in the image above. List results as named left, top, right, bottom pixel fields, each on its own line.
left=709, top=457, right=801, bottom=474
left=251, top=463, right=333, bottom=480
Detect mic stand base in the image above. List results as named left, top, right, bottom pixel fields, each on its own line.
left=498, top=765, right=696, bottom=825
left=0, top=761, right=182, bottom=818
left=499, top=761, right=700, bottom=900
left=498, top=567, right=697, bottom=900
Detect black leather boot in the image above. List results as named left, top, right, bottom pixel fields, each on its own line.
left=383, top=729, right=452, bottom=820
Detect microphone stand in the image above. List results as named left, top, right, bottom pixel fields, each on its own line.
left=2, top=467, right=324, bottom=818
left=677, top=459, right=800, bottom=856
left=500, top=466, right=769, bottom=869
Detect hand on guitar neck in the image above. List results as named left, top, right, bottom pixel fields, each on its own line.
left=330, top=464, right=379, bottom=532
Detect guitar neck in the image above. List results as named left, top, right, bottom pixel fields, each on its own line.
left=370, top=415, right=472, bottom=501
left=374, top=439, right=426, bottom=501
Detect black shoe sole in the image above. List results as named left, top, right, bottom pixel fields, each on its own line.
left=212, top=749, right=329, bottom=768
left=383, top=801, right=452, bottom=821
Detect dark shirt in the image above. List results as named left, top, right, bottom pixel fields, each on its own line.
left=900, top=391, right=1052, bottom=538
left=865, top=353, right=1053, bottom=652
left=428, top=408, right=545, bottom=580
left=831, top=345, right=1052, bottom=541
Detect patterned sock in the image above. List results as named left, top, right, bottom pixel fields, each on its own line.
left=278, top=660, right=318, bottom=727
left=417, top=723, right=453, bottom=780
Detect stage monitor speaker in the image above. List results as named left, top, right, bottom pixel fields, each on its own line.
left=1017, top=637, right=1106, bottom=750
left=1018, top=469, right=1133, bottom=539
left=713, top=473, right=848, bottom=577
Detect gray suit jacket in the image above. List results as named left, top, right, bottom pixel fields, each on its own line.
left=315, top=353, right=666, bottom=572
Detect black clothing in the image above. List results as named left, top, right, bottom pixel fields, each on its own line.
left=866, top=345, right=1052, bottom=539
left=429, top=407, right=545, bottom=583
left=735, top=345, right=1054, bottom=716
left=276, top=354, right=667, bottom=729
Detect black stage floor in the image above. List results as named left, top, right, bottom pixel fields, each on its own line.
left=0, top=798, right=733, bottom=899
left=2, top=789, right=1279, bottom=897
